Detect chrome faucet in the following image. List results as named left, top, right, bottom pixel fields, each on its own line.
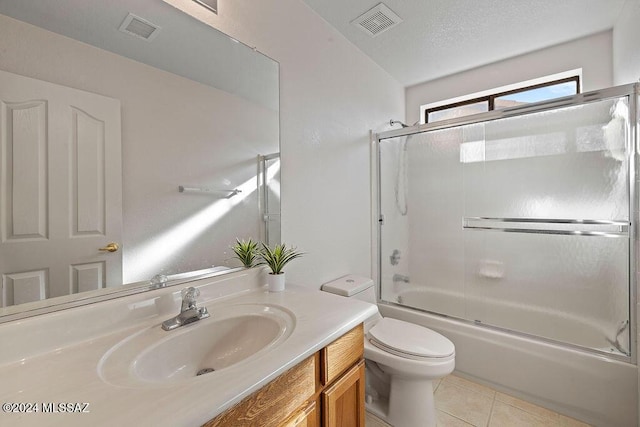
left=161, top=287, right=210, bottom=331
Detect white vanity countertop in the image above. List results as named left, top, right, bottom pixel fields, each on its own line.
left=0, top=271, right=377, bottom=426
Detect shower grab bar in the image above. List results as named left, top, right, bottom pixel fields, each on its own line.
left=463, top=217, right=629, bottom=238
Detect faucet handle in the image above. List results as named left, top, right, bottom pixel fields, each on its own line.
left=181, top=286, right=200, bottom=301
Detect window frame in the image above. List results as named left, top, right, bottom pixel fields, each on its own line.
left=424, top=75, right=580, bottom=124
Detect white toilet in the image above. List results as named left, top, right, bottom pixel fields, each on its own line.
left=322, top=275, right=455, bottom=427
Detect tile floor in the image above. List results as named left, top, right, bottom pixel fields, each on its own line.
left=365, top=374, right=590, bottom=427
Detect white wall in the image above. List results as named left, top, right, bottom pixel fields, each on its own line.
left=164, top=0, right=405, bottom=288
left=405, top=31, right=613, bottom=126
left=613, top=0, right=640, bottom=84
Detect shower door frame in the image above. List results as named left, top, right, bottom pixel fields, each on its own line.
left=374, top=83, right=639, bottom=364
left=258, top=152, right=281, bottom=246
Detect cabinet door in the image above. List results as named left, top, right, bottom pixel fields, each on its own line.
left=321, top=360, right=365, bottom=427
left=281, top=401, right=317, bottom=427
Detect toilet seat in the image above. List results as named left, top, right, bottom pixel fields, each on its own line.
left=368, top=318, right=455, bottom=361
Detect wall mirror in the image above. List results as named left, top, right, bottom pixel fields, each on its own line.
left=0, top=0, right=280, bottom=320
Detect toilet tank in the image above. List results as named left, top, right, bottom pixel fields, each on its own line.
left=321, top=275, right=377, bottom=304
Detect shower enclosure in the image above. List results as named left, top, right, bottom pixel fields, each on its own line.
left=376, top=84, right=637, bottom=361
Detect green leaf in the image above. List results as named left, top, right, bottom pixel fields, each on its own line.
left=259, top=242, right=304, bottom=274
left=230, top=238, right=263, bottom=268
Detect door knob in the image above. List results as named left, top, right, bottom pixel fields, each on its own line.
left=99, top=243, right=119, bottom=252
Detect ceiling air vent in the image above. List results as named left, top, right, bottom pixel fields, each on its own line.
left=351, top=3, right=402, bottom=38
left=193, top=0, right=218, bottom=14
left=118, top=13, right=161, bottom=42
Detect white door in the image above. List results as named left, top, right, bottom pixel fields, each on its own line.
left=0, top=69, right=122, bottom=307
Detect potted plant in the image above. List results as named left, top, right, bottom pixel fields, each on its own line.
left=231, top=238, right=262, bottom=268
left=259, top=242, right=304, bottom=292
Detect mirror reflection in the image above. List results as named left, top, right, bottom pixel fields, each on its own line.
left=0, top=0, right=280, bottom=314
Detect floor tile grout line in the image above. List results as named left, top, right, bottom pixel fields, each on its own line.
left=501, top=400, right=555, bottom=424
left=450, top=375, right=588, bottom=426
left=437, top=380, right=496, bottom=426
left=486, top=393, right=496, bottom=427
left=446, top=375, right=497, bottom=398
left=436, top=408, right=476, bottom=427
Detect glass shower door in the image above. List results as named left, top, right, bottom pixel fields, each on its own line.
left=461, top=97, right=630, bottom=354
left=379, top=127, right=467, bottom=318
left=378, top=94, right=632, bottom=356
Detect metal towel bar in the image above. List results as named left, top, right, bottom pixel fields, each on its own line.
left=178, top=185, right=241, bottom=198
left=462, top=217, right=630, bottom=238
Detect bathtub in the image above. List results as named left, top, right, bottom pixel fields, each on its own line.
left=391, top=286, right=630, bottom=355
left=378, top=298, right=638, bottom=426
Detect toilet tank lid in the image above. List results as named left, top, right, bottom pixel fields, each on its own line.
left=321, top=275, right=374, bottom=297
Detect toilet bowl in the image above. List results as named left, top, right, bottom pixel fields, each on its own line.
left=322, top=275, right=455, bottom=427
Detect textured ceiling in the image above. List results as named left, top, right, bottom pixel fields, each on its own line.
left=301, top=0, right=626, bottom=87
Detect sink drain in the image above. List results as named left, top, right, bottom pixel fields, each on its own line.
left=196, top=367, right=215, bottom=376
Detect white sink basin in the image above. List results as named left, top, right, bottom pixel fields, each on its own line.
left=98, top=303, right=295, bottom=387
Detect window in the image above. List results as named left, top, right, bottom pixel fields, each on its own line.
left=427, top=100, right=489, bottom=123
left=424, top=76, right=580, bottom=124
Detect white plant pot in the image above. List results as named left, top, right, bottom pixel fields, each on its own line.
left=267, top=272, right=285, bottom=292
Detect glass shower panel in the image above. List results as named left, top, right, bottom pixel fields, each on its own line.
left=462, top=96, right=631, bottom=355
left=462, top=98, right=629, bottom=219
left=463, top=231, right=629, bottom=354
left=379, top=128, right=465, bottom=318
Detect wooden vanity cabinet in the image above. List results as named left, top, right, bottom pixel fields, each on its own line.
left=320, top=324, right=365, bottom=427
left=203, top=323, right=365, bottom=427
left=203, top=355, right=317, bottom=427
